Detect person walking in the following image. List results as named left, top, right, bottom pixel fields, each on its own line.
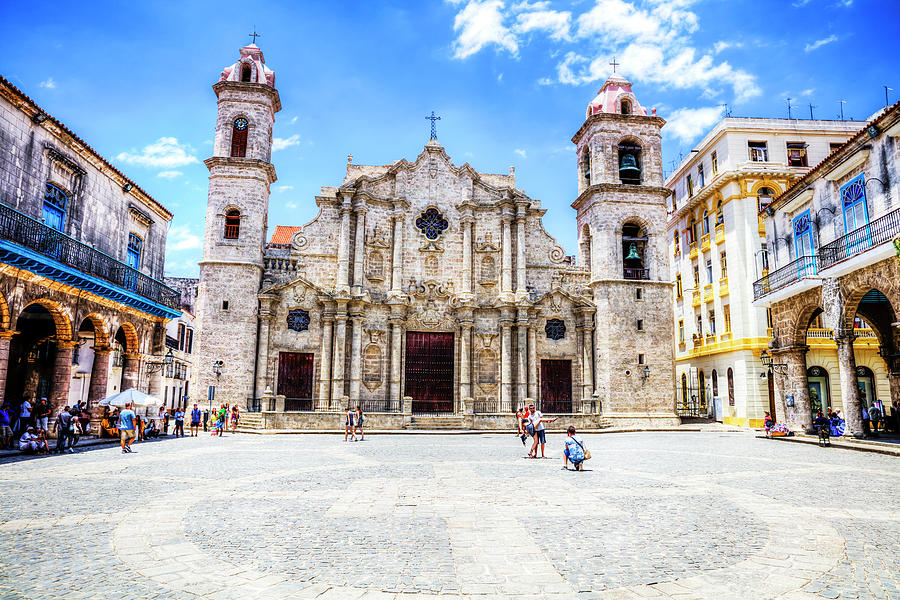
left=55, top=406, right=74, bottom=454
left=527, top=403, right=556, bottom=458
left=0, top=403, right=12, bottom=450
left=190, top=404, right=201, bottom=437
left=229, top=405, right=240, bottom=434
left=216, top=404, right=227, bottom=436
left=562, top=426, right=588, bottom=471
left=344, top=406, right=356, bottom=442
left=202, top=408, right=209, bottom=432
left=354, top=406, right=365, bottom=441
left=174, top=407, right=185, bottom=437
left=18, top=397, right=33, bottom=435
left=118, top=402, right=137, bottom=453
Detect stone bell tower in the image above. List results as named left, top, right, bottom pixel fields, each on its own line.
left=572, top=73, right=678, bottom=425
left=194, top=43, right=280, bottom=404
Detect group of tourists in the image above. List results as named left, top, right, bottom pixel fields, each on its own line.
left=515, top=403, right=590, bottom=471
left=343, top=406, right=365, bottom=441
left=206, top=404, right=240, bottom=435
left=0, top=397, right=92, bottom=455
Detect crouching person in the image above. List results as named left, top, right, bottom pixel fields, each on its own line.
left=563, top=426, right=588, bottom=471
left=19, top=427, right=48, bottom=454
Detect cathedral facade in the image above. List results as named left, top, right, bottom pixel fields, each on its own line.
left=193, top=44, right=678, bottom=427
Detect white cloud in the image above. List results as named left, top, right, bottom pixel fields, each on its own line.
left=449, top=0, right=760, bottom=104
left=157, top=170, right=183, bottom=179
left=513, top=8, right=571, bottom=41
left=275, top=185, right=295, bottom=193
left=272, top=134, right=301, bottom=152
left=116, top=137, right=199, bottom=169
left=166, top=224, right=201, bottom=252
left=452, top=0, right=518, bottom=59
left=39, top=77, right=56, bottom=89
left=285, top=201, right=298, bottom=210
left=514, top=148, right=527, bottom=158
left=288, top=116, right=298, bottom=125
left=801, top=88, right=816, bottom=96
left=805, top=35, right=837, bottom=52
left=497, top=72, right=504, bottom=82
left=664, top=106, right=724, bottom=143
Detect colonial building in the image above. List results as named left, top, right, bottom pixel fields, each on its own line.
left=0, top=75, right=181, bottom=418
left=754, top=103, right=900, bottom=435
left=193, top=45, right=678, bottom=428
left=161, top=277, right=198, bottom=409
left=665, top=117, right=866, bottom=427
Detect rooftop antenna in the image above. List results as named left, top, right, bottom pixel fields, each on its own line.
left=720, top=103, right=731, bottom=118
left=808, top=103, right=817, bottom=120
left=885, top=86, right=894, bottom=107
left=786, top=97, right=793, bottom=120
left=838, top=100, right=846, bottom=121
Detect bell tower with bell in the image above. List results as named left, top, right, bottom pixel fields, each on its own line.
left=571, top=71, right=678, bottom=425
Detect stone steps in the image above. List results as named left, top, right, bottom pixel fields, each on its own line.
left=238, top=413, right=264, bottom=429
left=407, top=415, right=468, bottom=430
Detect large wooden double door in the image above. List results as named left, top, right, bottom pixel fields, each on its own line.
left=540, top=359, right=572, bottom=413
left=278, top=352, right=314, bottom=408
left=405, top=332, right=454, bottom=413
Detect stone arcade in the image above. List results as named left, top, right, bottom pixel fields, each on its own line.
left=193, top=44, right=678, bottom=428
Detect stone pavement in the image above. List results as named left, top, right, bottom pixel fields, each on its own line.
left=0, top=431, right=898, bottom=599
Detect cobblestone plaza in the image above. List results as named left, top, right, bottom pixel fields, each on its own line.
left=1, top=432, right=898, bottom=599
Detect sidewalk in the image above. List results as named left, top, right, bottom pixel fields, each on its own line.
left=0, top=434, right=180, bottom=461
left=758, top=432, right=900, bottom=457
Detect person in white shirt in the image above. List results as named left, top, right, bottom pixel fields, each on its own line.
left=18, top=427, right=46, bottom=453
left=527, top=403, right=557, bottom=458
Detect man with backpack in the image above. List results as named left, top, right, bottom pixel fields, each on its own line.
left=55, top=406, right=75, bottom=454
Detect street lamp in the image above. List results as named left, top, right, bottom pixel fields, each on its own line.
left=760, top=349, right=787, bottom=375
left=145, top=348, right=175, bottom=374
left=209, top=360, right=224, bottom=417
left=641, top=364, right=651, bottom=384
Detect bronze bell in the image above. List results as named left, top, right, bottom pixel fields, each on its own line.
left=625, top=242, right=641, bottom=261
left=619, top=152, right=641, bottom=179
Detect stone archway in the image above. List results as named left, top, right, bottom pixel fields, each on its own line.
left=114, top=322, right=142, bottom=392
left=78, top=314, right=113, bottom=410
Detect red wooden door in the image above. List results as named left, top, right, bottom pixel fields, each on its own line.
left=278, top=352, right=314, bottom=409
left=405, top=332, right=454, bottom=413
left=540, top=359, right=572, bottom=413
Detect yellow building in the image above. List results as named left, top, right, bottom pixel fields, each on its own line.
left=664, top=117, right=878, bottom=427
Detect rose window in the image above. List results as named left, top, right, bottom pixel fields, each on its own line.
left=415, top=208, right=449, bottom=240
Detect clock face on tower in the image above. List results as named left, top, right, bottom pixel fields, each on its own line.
left=234, top=117, right=249, bottom=131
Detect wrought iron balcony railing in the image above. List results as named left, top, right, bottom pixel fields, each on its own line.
left=818, top=207, right=900, bottom=270
left=0, top=202, right=180, bottom=309
left=753, top=255, right=817, bottom=300
left=623, top=267, right=650, bottom=280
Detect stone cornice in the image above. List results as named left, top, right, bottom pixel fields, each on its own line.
left=204, top=156, right=277, bottom=183
left=571, top=113, right=666, bottom=145
left=212, top=80, right=282, bottom=113
left=571, top=183, right=669, bottom=211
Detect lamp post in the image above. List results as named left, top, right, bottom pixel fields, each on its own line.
left=145, top=348, right=175, bottom=374
left=760, top=349, right=787, bottom=375
left=209, top=360, right=224, bottom=416
left=641, top=364, right=651, bottom=384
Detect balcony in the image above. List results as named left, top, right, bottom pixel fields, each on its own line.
left=715, top=223, right=725, bottom=245
left=700, top=233, right=711, bottom=253
left=753, top=256, right=818, bottom=301
left=719, top=277, right=729, bottom=296
left=719, top=331, right=732, bottom=342
left=703, top=283, right=713, bottom=303
left=692, top=335, right=704, bottom=347
left=0, top=202, right=181, bottom=317
left=674, top=247, right=681, bottom=260
left=691, top=290, right=702, bottom=307
left=818, top=207, right=900, bottom=272
left=623, top=267, right=650, bottom=280
left=688, top=241, right=698, bottom=260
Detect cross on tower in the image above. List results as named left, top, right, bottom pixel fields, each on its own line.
left=249, top=28, right=261, bottom=44
left=426, top=111, right=441, bottom=141
left=609, top=58, right=620, bottom=73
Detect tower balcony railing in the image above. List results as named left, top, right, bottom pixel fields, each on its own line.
left=0, top=202, right=180, bottom=309
left=623, top=267, right=650, bottom=280
left=752, top=255, right=817, bottom=300
left=818, top=207, right=900, bottom=271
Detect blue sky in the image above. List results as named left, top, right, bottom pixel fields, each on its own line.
left=2, top=0, right=897, bottom=277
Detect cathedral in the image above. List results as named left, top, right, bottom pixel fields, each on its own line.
left=193, top=43, right=678, bottom=427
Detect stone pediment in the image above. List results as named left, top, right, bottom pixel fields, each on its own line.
left=475, top=232, right=501, bottom=252
left=534, top=288, right=592, bottom=313
left=365, top=225, right=391, bottom=248
left=260, top=274, right=331, bottom=305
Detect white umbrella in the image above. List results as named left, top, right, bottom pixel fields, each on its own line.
left=99, top=388, right=161, bottom=408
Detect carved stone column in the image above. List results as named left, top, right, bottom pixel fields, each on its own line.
left=500, top=311, right=513, bottom=410
left=500, top=209, right=513, bottom=297
left=336, top=197, right=353, bottom=294
left=51, top=341, right=76, bottom=413
left=774, top=346, right=811, bottom=431
left=527, top=325, right=538, bottom=401
left=0, top=332, right=13, bottom=405
left=348, top=312, right=363, bottom=401
left=515, top=202, right=528, bottom=296
left=389, top=316, right=404, bottom=402
left=461, top=214, right=474, bottom=297
left=516, top=309, right=528, bottom=405
left=87, top=347, right=111, bottom=409
left=352, top=207, right=367, bottom=297
left=331, top=304, right=348, bottom=401
left=390, top=209, right=404, bottom=295
left=318, top=313, right=334, bottom=404
left=579, top=318, right=595, bottom=403
left=459, top=313, right=473, bottom=409
left=255, top=295, right=277, bottom=398
left=122, top=353, right=141, bottom=391
left=835, top=335, right=863, bottom=435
